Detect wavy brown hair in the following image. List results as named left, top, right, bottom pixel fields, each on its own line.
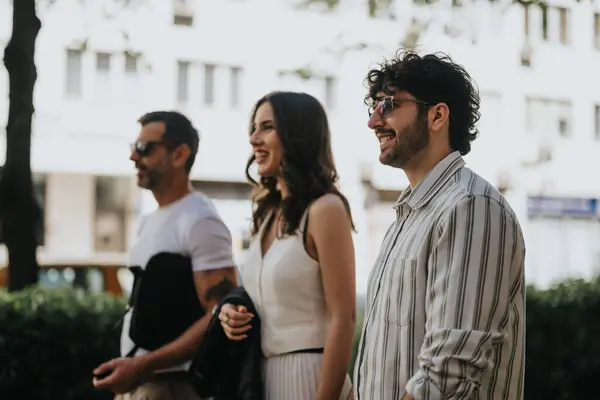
left=245, top=91, right=355, bottom=236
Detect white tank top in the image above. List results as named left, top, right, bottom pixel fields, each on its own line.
left=240, top=210, right=329, bottom=358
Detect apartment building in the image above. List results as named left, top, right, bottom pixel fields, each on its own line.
left=1, top=0, right=600, bottom=291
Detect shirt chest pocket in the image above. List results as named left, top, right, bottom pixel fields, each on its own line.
left=383, top=258, right=418, bottom=326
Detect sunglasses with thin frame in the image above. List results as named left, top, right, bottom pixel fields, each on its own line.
left=368, top=96, right=429, bottom=119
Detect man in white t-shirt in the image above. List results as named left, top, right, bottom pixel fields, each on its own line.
left=93, top=111, right=237, bottom=400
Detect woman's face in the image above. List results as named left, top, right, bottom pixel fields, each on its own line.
left=250, top=101, right=283, bottom=177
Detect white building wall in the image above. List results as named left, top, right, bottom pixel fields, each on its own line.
left=0, top=0, right=600, bottom=289
left=44, top=174, right=95, bottom=260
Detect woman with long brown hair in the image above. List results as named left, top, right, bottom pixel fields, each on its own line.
left=219, top=91, right=356, bottom=400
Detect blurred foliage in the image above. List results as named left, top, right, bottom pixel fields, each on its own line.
left=0, top=287, right=126, bottom=400
left=2, top=277, right=600, bottom=399
left=524, top=277, right=600, bottom=399
left=298, top=0, right=551, bottom=16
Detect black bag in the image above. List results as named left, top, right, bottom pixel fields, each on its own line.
left=127, top=252, right=205, bottom=354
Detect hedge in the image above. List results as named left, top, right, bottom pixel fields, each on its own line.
left=524, top=277, right=600, bottom=399
left=2, top=278, right=600, bottom=399
left=0, top=287, right=126, bottom=400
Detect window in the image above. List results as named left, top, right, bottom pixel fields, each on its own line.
left=595, top=104, right=600, bottom=140
left=540, top=5, right=548, bottom=41
left=594, top=13, right=600, bottom=49
left=65, top=49, right=82, bottom=97
left=177, top=61, right=189, bottom=104
left=523, top=4, right=530, bottom=38
left=230, top=66, right=242, bottom=109
left=0, top=173, right=47, bottom=245
left=324, top=76, right=336, bottom=110
left=525, top=98, right=542, bottom=134
left=94, top=53, right=112, bottom=102
left=125, top=52, right=138, bottom=75
left=520, top=41, right=532, bottom=67
left=173, top=0, right=194, bottom=26
left=557, top=7, right=569, bottom=45
left=96, top=53, right=110, bottom=71
left=204, top=64, right=215, bottom=106
left=526, top=98, right=573, bottom=139
left=240, top=229, right=251, bottom=250
left=124, top=52, right=139, bottom=102
left=94, top=176, right=130, bottom=252
left=558, top=118, right=569, bottom=137
left=557, top=101, right=571, bottom=137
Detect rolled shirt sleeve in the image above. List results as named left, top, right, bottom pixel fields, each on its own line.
left=405, top=195, right=524, bottom=399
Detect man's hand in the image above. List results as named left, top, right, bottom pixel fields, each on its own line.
left=92, top=357, right=148, bottom=394
left=401, top=393, right=414, bottom=400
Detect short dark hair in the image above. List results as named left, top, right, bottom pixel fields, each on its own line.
left=138, top=111, right=200, bottom=172
left=365, top=50, right=481, bottom=155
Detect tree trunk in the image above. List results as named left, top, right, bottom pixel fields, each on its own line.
left=0, top=0, right=42, bottom=292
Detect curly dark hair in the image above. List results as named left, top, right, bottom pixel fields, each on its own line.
left=365, top=50, right=481, bottom=155
left=245, top=91, right=355, bottom=236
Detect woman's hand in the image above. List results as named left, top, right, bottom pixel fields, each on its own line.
left=218, top=303, right=254, bottom=340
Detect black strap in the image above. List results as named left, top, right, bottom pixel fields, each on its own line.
left=302, top=209, right=310, bottom=253
left=119, top=266, right=144, bottom=358
left=128, top=266, right=144, bottom=307
left=287, top=347, right=324, bottom=355
left=112, top=266, right=143, bottom=331
left=125, top=345, right=139, bottom=358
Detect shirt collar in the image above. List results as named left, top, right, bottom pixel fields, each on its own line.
left=394, top=151, right=466, bottom=210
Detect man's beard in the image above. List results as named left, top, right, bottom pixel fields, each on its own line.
left=380, top=114, right=430, bottom=169
left=136, top=165, right=162, bottom=190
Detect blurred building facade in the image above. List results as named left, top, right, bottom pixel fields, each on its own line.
left=1, top=0, right=600, bottom=291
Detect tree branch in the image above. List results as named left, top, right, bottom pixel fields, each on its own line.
left=282, top=0, right=559, bottom=79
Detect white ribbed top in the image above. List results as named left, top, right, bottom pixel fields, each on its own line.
left=241, top=211, right=329, bottom=358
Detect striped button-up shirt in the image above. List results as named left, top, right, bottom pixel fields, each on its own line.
left=354, top=151, right=526, bottom=400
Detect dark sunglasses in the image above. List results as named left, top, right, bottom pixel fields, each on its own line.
left=130, top=140, right=167, bottom=157
left=368, top=96, right=428, bottom=119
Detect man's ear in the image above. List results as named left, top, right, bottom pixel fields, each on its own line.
left=429, top=102, right=450, bottom=132
left=172, top=144, right=191, bottom=169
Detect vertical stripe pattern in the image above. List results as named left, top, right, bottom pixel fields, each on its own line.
left=263, top=353, right=353, bottom=400
left=354, top=151, right=526, bottom=400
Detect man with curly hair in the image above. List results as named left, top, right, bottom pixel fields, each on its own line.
left=353, top=51, right=526, bottom=400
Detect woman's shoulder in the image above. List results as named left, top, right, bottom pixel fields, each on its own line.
left=304, top=193, right=353, bottom=238
left=307, top=193, right=349, bottom=219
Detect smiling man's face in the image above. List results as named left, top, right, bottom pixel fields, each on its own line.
left=367, top=91, right=430, bottom=169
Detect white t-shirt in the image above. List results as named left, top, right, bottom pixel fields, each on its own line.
left=120, top=191, right=235, bottom=372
